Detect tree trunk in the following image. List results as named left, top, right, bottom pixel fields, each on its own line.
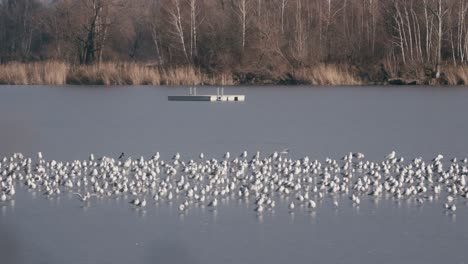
left=436, top=0, right=443, bottom=79
left=170, top=0, right=190, bottom=63
left=189, top=0, right=198, bottom=60
left=423, top=0, right=431, bottom=62
left=280, top=0, right=287, bottom=34
left=241, top=0, right=246, bottom=50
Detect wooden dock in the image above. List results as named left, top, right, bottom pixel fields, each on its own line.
left=168, top=88, right=245, bottom=102
left=168, top=95, right=245, bottom=102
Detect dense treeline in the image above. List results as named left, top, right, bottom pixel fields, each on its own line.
left=1, top=0, right=468, bottom=84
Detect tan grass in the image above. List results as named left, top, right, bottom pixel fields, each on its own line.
left=0, top=63, right=27, bottom=84
left=161, top=67, right=202, bottom=85
left=382, top=55, right=398, bottom=79
left=0, top=62, right=206, bottom=85
left=4, top=61, right=468, bottom=86
left=124, top=64, right=161, bottom=85
left=444, top=65, right=468, bottom=85
left=67, top=63, right=162, bottom=85
left=202, top=72, right=235, bottom=85
left=0, top=61, right=68, bottom=85
left=66, top=64, right=213, bottom=85
left=294, top=64, right=361, bottom=85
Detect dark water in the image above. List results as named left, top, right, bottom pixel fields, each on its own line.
left=0, top=85, right=467, bottom=264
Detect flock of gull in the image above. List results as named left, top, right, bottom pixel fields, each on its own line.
left=0, top=151, right=466, bottom=214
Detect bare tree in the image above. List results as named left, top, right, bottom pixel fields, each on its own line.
left=433, top=0, right=448, bottom=78
left=231, top=0, right=249, bottom=51
left=392, top=1, right=406, bottom=64
left=292, top=0, right=306, bottom=64
left=63, top=0, right=117, bottom=64
left=167, top=0, right=190, bottom=63
left=324, top=0, right=345, bottom=60
left=187, top=0, right=201, bottom=61
left=149, top=0, right=164, bottom=66
left=279, top=0, right=288, bottom=34
left=1, top=0, right=468, bottom=80
left=0, top=0, right=37, bottom=61
left=456, top=0, right=468, bottom=63
left=82, top=0, right=104, bottom=64
left=423, top=0, right=434, bottom=62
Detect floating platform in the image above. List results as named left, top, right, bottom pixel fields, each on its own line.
left=168, top=88, right=245, bottom=102
left=168, top=95, right=245, bottom=102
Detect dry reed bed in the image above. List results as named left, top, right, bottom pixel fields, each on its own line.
left=0, top=62, right=234, bottom=86
left=0, top=62, right=364, bottom=85
left=0, top=62, right=68, bottom=85
left=293, top=64, right=362, bottom=85
left=67, top=63, right=162, bottom=85
left=445, top=66, right=468, bottom=85
left=1, top=61, right=468, bottom=86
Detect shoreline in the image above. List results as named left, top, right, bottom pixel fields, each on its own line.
left=0, top=61, right=467, bottom=86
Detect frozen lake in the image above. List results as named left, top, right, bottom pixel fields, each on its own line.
left=0, top=85, right=467, bottom=264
